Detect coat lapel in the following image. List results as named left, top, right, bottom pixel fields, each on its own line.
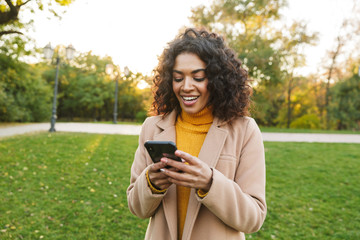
left=182, top=120, right=228, bottom=240
left=153, top=112, right=178, bottom=240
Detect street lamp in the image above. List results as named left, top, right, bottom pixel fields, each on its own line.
left=43, top=43, right=75, bottom=132
left=105, top=64, right=130, bottom=124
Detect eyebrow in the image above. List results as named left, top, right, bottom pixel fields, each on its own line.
left=173, top=69, right=206, bottom=74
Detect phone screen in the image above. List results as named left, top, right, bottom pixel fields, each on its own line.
left=144, top=141, right=182, bottom=163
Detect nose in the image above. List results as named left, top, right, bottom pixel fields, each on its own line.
left=182, top=77, right=194, bottom=92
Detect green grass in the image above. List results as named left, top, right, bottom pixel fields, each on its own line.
left=248, top=142, right=360, bottom=239
left=1, top=133, right=359, bottom=239
left=260, top=126, right=359, bottom=134
left=0, top=133, right=147, bottom=239
left=0, top=123, right=33, bottom=128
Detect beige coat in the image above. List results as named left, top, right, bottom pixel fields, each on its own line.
left=127, top=111, right=266, bottom=240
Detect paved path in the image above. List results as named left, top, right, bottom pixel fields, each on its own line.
left=1, top=123, right=360, bottom=143
left=0, top=123, right=142, bottom=138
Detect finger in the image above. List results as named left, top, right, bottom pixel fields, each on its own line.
left=153, top=178, right=172, bottom=187
left=166, top=175, right=193, bottom=188
left=149, top=161, right=167, bottom=172
left=149, top=172, right=172, bottom=190
left=165, top=170, right=209, bottom=190
left=161, top=168, right=191, bottom=182
left=160, top=157, right=189, bottom=172
left=175, top=150, right=199, bottom=165
left=148, top=167, right=170, bottom=184
left=165, top=167, right=181, bottom=172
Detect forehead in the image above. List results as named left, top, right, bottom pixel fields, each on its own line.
left=173, top=53, right=206, bottom=71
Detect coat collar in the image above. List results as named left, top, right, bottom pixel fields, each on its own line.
left=152, top=111, right=178, bottom=239
left=156, top=111, right=177, bottom=131
left=153, top=110, right=229, bottom=239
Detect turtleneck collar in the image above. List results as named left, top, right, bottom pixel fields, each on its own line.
left=179, top=106, right=214, bottom=126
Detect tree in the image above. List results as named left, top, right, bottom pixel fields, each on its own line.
left=323, top=24, right=347, bottom=129
left=0, top=0, right=74, bottom=60
left=0, top=53, right=52, bottom=122
left=190, top=0, right=317, bottom=127
left=0, top=47, right=150, bottom=123
left=44, top=51, right=114, bottom=121
left=190, top=0, right=286, bottom=125
left=117, top=72, right=147, bottom=120
left=329, top=72, right=360, bottom=130
left=276, top=21, right=317, bottom=128
left=0, top=0, right=74, bottom=37
left=41, top=51, right=149, bottom=122
left=321, top=1, right=360, bottom=128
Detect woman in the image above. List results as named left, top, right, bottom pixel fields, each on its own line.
left=127, top=28, right=266, bottom=240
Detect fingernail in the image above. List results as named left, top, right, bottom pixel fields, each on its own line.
left=181, top=159, right=185, bottom=163
left=159, top=168, right=165, bottom=172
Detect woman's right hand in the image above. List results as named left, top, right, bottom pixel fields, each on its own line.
left=148, top=162, right=173, bottom=190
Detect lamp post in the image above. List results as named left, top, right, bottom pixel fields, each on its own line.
left=105, top=64, right=130, bottom=124
left=44, top=43, right=75, bottom=132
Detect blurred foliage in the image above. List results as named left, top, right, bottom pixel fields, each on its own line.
left=189, top=0, right=359, bottom=130
left=0, top=0, right=75, bottom=62
left=190, top=0, right=317, bottom=126
left=40, top=51, right=151, bottom=122
left=290, top=114, right=321, bottom=129
left=0, top=49, right=151, bottom=122
left=0, top=0, right=74, bottom=36
left=0, top=53, right=52, bottom=121
left=0, top=0, right=359, bottom=129
left=329, top=73, right=360, bottom=130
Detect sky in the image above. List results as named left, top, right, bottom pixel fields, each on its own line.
left=27, top=0, right=356, bottom=76
left=280, top=0, right=356, bottom=75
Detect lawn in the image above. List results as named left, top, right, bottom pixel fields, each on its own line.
left=0, top=133, right=148, bottom=239
left=259, top=126, right=360, bottom=134
left=0, top=133, right=359, bottom=239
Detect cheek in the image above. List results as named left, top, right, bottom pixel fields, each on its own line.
left=172, top=82, right=180, bottom=98
left=172, top=82, right=180, bottom=93
left=200, top=82, right=209, bottom=95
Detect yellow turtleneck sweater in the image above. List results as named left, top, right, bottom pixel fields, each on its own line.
left=176, top=107, right=213, bottom=240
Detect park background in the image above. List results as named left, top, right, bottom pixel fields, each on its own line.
left=1, top=0, right=360, bottom=130
left=1, top=0, right=360, bottom=239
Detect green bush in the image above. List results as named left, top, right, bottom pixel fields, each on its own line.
left=0, top=54, right=52, bottom=122
left=329, top=75, right=360, bottom=130
left=135, top=110, right=148, bottom=123
left=290, top=114, right=321, bottom=129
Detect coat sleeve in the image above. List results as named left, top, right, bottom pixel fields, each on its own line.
left=197, top=118, right=267, bottom=233
left=126, top=118, right=167, bottom=219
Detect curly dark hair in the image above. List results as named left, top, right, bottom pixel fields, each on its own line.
left=151, top=28, right=252, bottom=123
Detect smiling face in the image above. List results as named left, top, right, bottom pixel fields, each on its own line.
left=172, top=52, right=210, bottom=115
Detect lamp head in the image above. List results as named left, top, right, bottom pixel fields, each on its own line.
left=124, top=66, right=130, bottom=77
left=43, top=43, right=54, bottom=60
left=66, top=44, right=75, bottom=60
left=105, top=64, right=114, bottom=75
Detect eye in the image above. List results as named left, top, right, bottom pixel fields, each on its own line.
left=193, top=77, right=206, bottom=82
left=173, top=78, right=183, bottom=82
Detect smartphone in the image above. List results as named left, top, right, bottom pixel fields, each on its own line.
left=144, top=140, right=182, bottom=164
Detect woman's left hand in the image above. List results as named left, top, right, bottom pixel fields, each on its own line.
left=160, top=150, right=213, bottom=192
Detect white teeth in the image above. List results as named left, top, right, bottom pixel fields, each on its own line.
left=182, top=96, right=198, bottom=101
